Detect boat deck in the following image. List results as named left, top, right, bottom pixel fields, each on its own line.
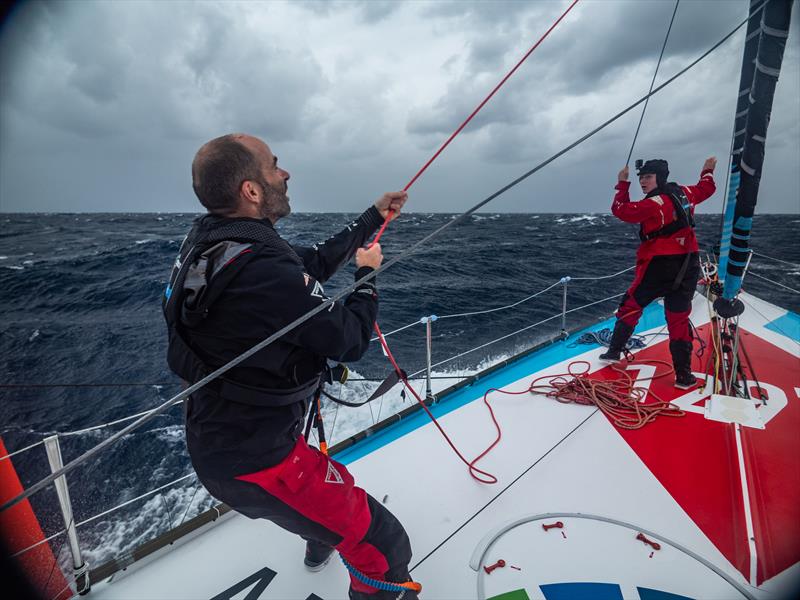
left=90, top=292, right=800, bottom=599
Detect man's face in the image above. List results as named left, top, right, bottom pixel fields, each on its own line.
left=639, top=173, right=658, bottom=194
left=250, top=139, right=291, bottom=222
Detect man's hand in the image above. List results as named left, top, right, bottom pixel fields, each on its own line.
left=356, top=243, right=383, bottom=270
left=618, top=165, right=629, bottom=182
left=703, top=156, right=717, bottom=172
left=374, top=191, right=408, bottom=221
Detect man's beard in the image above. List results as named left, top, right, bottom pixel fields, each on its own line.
left=256, top=178, right=291, bottom=223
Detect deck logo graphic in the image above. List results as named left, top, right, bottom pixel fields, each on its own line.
left=592, top=322, right=800, bottom=585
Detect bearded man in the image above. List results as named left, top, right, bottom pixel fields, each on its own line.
left=163, top=134, right=414, bottom=599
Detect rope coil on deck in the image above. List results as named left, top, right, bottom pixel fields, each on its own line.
left=529, top=359, right=683, bottom=429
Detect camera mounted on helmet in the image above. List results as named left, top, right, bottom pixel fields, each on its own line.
left=635, top=158, right=669, bottom=188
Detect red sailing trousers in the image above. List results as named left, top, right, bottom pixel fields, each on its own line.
left=616, top=253, right=699, bottom=343
left=227, top=436, right=412, bottom=596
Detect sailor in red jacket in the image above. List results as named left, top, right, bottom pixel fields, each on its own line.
left=599, top=157, right=717, bottom=389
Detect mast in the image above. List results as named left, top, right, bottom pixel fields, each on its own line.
left=716, top=0, right=794, bottom=316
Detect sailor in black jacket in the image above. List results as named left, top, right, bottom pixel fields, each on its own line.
left=164, top=134, right=415, bottom=599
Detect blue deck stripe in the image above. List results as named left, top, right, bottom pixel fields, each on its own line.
left=540, top=583, right=624, bottom=600
left=335, top=303, right=666, bottom=465
left=764, top=310, right=800, bottom=343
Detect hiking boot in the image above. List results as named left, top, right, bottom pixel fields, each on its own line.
left=599, top=320, right=634, bottom=362
left=304, top=540, right=334, bottom=572
left=674, top=370, right=698, bottom=390
left=598, top=349, right=622, bottom=362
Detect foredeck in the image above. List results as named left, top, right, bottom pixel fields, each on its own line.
left=88, top=292, right=800, bottom=600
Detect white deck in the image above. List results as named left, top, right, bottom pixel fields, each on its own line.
left=89, top=292, right=800, bottom=599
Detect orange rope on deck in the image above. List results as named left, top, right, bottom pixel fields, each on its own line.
left=528, top=359, right=684, bottom=429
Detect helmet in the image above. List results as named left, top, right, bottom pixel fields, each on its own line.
left=636, top=159, right=669, bottom=188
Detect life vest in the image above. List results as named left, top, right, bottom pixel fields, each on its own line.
left=639, top=184, right=695, bottom=242
left=163, top=216, right=320, bottom=407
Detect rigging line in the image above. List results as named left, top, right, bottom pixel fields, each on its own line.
left=407, top=291, right=625, bottom=378
left=0, top=9, right=756, bottom=514
left=751, top=250, right=800, bottom=267
left=409, top=408, right=599, bottom=573
left=10, top=529, right=66, bottom=559
left=370, top=0, right=581, bottom=246
left=437, top=281, right=562, bottom=320
left=0, top=438, right=45, bottom=462
left=569, top=265, right=636, bottom=281
left=76, top=473, right=196, bottom=528
left=747, top=270, right=800, bottom=294
left=0, top=382, right=176, bottom=389
left=60, top=402, right=183, bottom=437
left=42, top=514, right=73, bottom=600
left=625, top=0, right=681, bottom=165
left=374, top=264, right=634, bottom=340
left=177, top=484, right=202, bottom=528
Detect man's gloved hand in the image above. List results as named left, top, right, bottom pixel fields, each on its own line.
left=356, top=243, right=383, bottom=270
left=618, top=165, right=629, bottom=181
left=374, top=191, right=408, bottom=221
left=703, top=156, right=717, bottom=172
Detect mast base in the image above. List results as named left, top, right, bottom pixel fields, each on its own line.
left=714, top=297, right=745, bottom=318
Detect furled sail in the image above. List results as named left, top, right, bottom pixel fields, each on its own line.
left=718, top=0, right=794, bottom=307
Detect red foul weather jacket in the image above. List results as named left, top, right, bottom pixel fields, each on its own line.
left=611, top=169, right=715, bottom=261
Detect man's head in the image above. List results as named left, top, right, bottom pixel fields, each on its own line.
left=191, top=134, right=291, bottom=222
left=636, top=159, right=668, bottom=194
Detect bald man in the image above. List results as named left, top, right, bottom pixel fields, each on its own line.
left=163, top=134, right=415, bottom=599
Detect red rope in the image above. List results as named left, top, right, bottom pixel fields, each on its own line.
left=375, top=320, right=684, bottom=483
left=368, top=0, right=580, bottom=247
left=366, top=2, right=583, bottom=483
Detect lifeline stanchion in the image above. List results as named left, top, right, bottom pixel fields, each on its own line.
left=43, top=435, right=90, bottom=595
left=423, top=315, right=438, bottom=402
left=559, top=277, right=570, bottom=339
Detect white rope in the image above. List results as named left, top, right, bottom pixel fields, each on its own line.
left=76, top=473, right=196, bottom=528
left=747, top=270, right=800, bottom=294
left=61, top=401, right=185, bottom=437
left=372, top=266, right=634, bottom=341
left=0, top=438, right=45, bottom=462
left=570, top=265, right=636, bottom=281
left=47, top=580, right=74, bottom=600
left=10, top=528, right=67, bottom=559
left=409, top=292, right=624, bottom=377
left=437, top=281, right=562, bottom=320
left=752, top=250, right=800, bottom=268
left=370, top=319, right=421, bottom=342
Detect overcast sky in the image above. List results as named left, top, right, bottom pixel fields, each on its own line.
left=1, top=0, right=798, bottom=214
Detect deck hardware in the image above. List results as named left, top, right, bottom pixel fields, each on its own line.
left=542, top=520, right=564, bottom=531
left=636, top=532, right=661, bottom=550
left=483, top=559, right=506, bottom=574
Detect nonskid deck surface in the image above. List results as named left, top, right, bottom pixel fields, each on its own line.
left=90, top=293, right=799, bottom=600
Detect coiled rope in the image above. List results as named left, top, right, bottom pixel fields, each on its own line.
left=528, top=360, right=683, bottom=429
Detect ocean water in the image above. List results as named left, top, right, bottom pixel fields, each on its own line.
left=1, top=212, right=798, bottom=569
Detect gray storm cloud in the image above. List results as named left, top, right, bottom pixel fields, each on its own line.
left=0, top=0, right=797, bottom=214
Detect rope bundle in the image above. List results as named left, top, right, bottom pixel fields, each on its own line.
left=529, top=360, right=684, bottom=429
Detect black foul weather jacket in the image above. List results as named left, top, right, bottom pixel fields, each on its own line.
left=163, top=207, right=384, bottom=479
